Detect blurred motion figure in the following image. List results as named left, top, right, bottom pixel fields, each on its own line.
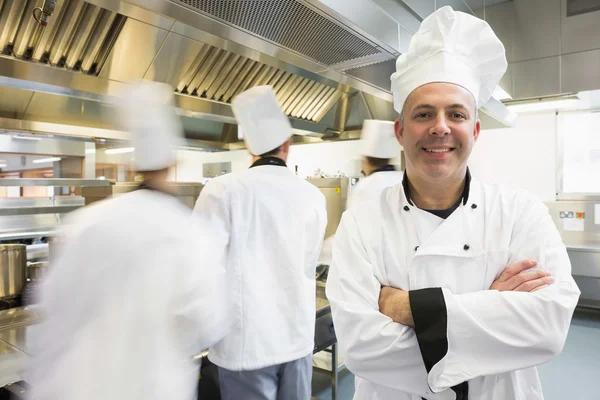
left=28, top=82, right=231, bottom=400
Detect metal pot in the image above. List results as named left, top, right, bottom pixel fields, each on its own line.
left=27, top=261, right=48, bottom=281
left=0, top=244, right=27, bottom=300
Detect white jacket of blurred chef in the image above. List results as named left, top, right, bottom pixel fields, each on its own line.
left=29, top=82, right=231, bottom=400
left=326, top=7, right=580, bottom=400
left=193, top=86, right=327, bottom=371
left=346, top=119, right=404, bottom=209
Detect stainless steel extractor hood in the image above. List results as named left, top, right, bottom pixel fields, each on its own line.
left=0, top=0, right=518, bottom=151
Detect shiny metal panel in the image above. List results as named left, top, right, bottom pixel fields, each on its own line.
left=175, top=42, right=211, bottom=92
left=213, top=57, right=250, bottom=101
left=511, top=56, right=561, bottom=99
left=24, top=91, right=114, bottom=129
left=48, top=0, right=87, bottom=66
left=0, top=179, right=110, bottom=187
left=308, top=87, right=338, bottom=121
left=0, top=116, right=131, bottom=141
left=83, top=0, right=175, bottom=31
left=187, top=47, right=222, bottom=94
left=79, top=10, right=119, bottom=73
left=0, top=130, right=87, bottom=156
left=0, top=245, right=26, bottom=300
left=306, top=178, right=351, bottom=238
left=98, top=19, right=169, bottom=83
left=512, top=0, right=561, bottom=63
left=295, top=85, right=328, bottom=119
left=205, top=54, right=240, bottom=100
left=0, top=0, right=27, bottom=52
left=285, top=81, right=316, bottom=116
left=561, top=0, right=600, bottom=54
left=0, top=86, right=33, bottom=119
left=222, top=60, right=256, bottom=102
left=561, top=49, right=600, bottom=93
left=65, top=5, right=103, bottom=70
left=12, top=1, right=42, bottom=59
left=480, top=0, right=515, bottom=62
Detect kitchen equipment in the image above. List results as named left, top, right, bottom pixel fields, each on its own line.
left=0, top=245, right=26, bottom=300
left=27, top=262, right=48, bottom=281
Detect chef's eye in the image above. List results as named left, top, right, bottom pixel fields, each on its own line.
left=450, top=112, right=467, bottom=119
left=415, top=113, right=430, bottom=119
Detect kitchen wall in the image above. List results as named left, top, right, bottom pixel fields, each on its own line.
left=174, top=139, right=403, bottom=182
left=469, top=111, right=558, bottom=202
left=174, top=111, right=561, bottom=202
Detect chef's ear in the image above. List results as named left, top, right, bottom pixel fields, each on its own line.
left=473, top=118, right=481, bottom=142
left=394, top=116, right=404, bottom=147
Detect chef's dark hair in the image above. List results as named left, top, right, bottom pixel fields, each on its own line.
left=258, top=144, right=283, bottom=158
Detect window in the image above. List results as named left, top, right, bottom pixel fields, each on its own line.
left=558, top=111, right=600, bottom=194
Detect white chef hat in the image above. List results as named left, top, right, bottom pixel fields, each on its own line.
left=391, top=6, right=507, bottom=113
left=115, top=81, right=183, bottom=171
left=231, top=86, right=292, bottom=155
left=361, top=120, right=400, bottom=159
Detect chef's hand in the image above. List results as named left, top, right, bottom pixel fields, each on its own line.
left=490, top=260, right=554, bottom=292
left=379, top=286, right=414, bottom=327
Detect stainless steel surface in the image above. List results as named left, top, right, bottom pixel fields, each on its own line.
left=306, top=178, right=352, bottom=238
left=512, top=0, right=561, bottom=63
left=0, top=178, right=110, bottom=187
left=0, top=245, right=26, bottom=300
left=511, top=56, right=561, bottom=99
left=98, top=19, right=169, bottom=83
left=27, top=261, right=47, bottom=281
left=0, top=131, right=86, bottom=157
left=82, top=181, right=204, bottom=208
left=0, top=206, right=81, bottom=217
left=561, top=1, right=600, bottom=54
left=547, top=199, right=600, bottom=308
left=561, top=49, right=600, bottom=93
left=0, top=0, right=126, bottom=74
left=0, top=86, right=34, bottom=119
left=0, top=0, right=517, bottom=140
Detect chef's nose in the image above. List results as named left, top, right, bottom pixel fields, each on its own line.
left=429, top=114, right=450, bottom=136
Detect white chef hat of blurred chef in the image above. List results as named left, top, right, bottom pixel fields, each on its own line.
left=231, top=85, right=292, bottom=155
left=361, top=120, right=400, bottom=159
left=391, top=5, right=507, bottom=113
left=114, top=80, right=183, bottom=171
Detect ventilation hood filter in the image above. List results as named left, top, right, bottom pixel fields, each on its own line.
left=171, top=0, right=385, bottom=66
left=176, top=43, right=343, bottom=122
left=0, top=0, right=126, bottom=75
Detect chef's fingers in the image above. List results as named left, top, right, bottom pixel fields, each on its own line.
left=496, top=260, right=538, bottom=283
left=513, top=275, right=555, bottom=293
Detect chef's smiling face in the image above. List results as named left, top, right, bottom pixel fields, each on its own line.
left=394, top=82, right=480, bottom=183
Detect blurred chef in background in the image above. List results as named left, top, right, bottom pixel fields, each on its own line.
left=28, top=81, right=231, bottom=400
left=317, top=120, right=402, bottom=267
left=347, top=119, right=403, bottom=209
left=193, top=85, right=327, bottom=400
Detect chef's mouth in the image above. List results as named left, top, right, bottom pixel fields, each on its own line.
left=422, top=147, right=456, bottom=153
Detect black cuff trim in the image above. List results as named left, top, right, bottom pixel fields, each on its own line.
left=409, top=287, right=448, bottom=373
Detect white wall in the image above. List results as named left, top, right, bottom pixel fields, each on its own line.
left=468, top=111, right=557, bottom=202
left=174, top=140, right=402, bottom=181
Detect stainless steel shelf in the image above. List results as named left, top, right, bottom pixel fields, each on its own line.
left=0, top=179, right=112, bottom=187
left=0, top=206, right=82, bottom=217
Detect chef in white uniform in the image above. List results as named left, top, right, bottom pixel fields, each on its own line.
left=28, top=81, right=231, bottom=400
left=347, top=119, right=404, bottom=209
left=326, top=6, right=580, bottom=400
left=193, top=86, right=327, bottom=400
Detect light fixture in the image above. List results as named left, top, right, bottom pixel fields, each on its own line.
left=33, top=157, right=61, bottom=164
left=105, top=147, right=134, bottom=154
left=506, top=97, right=580, bottom=113
left=13, top=134, right=41, bottom=141
left=492, top=85, right=512, bottom=100
left=0, top=164, right=7, bottom=168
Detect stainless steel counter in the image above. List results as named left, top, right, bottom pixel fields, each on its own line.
left=0, top=285, right=334, bottom=387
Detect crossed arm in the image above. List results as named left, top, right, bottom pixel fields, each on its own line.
left=326, top=201, right=580, bottom=396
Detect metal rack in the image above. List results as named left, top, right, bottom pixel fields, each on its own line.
left=0, top=179, right=111, bottom=240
